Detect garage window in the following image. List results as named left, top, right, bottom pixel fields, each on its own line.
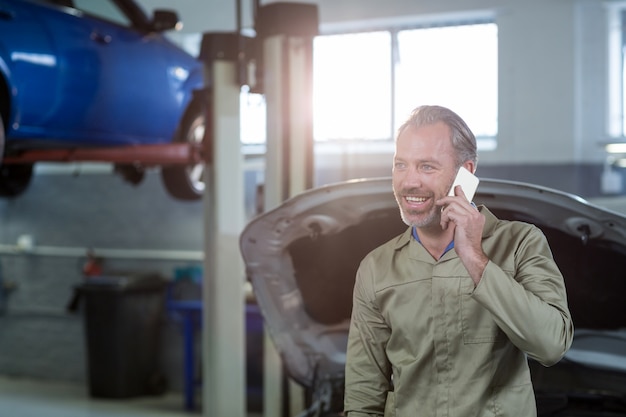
left=607, top=3, right=626, bottom=138
left=313, top=31, right=392, bottom=141
left=395, top=24, right=498, bottom=141
left=241, top=20, right=498, bottom=150
left=313, top=21, right=497, bottom=149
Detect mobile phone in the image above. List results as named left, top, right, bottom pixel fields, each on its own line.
left=448, top=166, right=480, bottom=202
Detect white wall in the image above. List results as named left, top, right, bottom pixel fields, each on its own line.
left=139, top=0, right=612, bottom=165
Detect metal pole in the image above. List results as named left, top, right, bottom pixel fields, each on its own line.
left=256, top=4, right=318, bottom=416
left=200, top=33, right=247, bottom=417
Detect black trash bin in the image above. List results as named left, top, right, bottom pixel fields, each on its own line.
left=77, top=273, right=167, bottom=399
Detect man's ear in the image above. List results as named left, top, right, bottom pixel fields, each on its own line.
left=462, top=161, right=477, bottom=175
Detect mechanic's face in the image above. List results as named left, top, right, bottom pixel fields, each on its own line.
left=392, top=122, right=461, bottom=229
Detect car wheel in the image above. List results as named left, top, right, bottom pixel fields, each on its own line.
left=0, top=163, right=34, bottom=197
left=161, top=100, right=207, bottom=200
left=0, top=115, right=32, bottom=198
left=0, top=112, right=5, bottom=161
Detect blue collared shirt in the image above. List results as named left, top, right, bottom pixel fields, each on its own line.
left=412, top=227, right=455, bottom=256
left=410, top=202, right=478, bottom=257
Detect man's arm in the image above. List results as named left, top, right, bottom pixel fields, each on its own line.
left=472, top=226, right=574, bottom=366
left=344, top=259, right=393, bottom=417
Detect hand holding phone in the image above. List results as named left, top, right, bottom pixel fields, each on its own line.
left=448, top=166, right=480, bottom=202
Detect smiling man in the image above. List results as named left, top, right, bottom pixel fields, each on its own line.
left=343, top=105, right=573, bottom=417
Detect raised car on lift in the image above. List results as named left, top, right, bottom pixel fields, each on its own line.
left=0, top=0, right=208, bottom=199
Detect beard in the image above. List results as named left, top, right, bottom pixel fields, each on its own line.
left=394, top=191, right=442, bottom=228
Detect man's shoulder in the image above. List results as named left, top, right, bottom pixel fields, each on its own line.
left=480, top=205, right=542, bottom=237
left=363, top=227, right=411, bottom=262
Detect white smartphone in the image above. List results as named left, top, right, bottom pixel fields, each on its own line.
left=448, top=166, right=480, bottom=202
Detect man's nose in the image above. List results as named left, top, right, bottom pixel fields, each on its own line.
left=403, top=167, right=423, bottom=188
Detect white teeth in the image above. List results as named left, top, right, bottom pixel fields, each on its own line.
left=406, top=196, right=426, bottom=203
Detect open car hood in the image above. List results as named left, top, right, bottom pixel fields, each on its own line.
left=240, top=177, right=626, bottom=413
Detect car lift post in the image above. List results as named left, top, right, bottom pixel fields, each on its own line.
left=199, top=33, right=247, bottom=417
left=256, top=3, right=319, bottom=417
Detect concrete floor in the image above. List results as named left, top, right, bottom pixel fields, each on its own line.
left=0, top=375, right=262, bottom=417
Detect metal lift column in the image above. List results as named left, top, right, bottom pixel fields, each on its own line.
left=255, top=3, right=319, bottom=417
left=199, top=33, right=247, bottom=417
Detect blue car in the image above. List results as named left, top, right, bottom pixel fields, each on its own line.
left=0, top=0, right=207, bottom=199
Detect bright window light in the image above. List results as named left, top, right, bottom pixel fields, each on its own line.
left=240, top=87, right=266, bottom=145
left=313, top=32, right=392, bottom=141
left=395, top=23, right=498, bottom=138
left=240, top=21, right=498, bottom=148
left=606, top=4, right=626, bottom=138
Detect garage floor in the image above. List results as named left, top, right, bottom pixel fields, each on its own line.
left=0, top=375, right=262, bottom=417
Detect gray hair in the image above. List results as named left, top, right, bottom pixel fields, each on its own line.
left=396, top=105, right=477, bottom=166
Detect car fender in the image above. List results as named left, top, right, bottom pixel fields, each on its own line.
left=0, top=0, right=60, bottom=134
left=180, top=66, right=206, bottom=112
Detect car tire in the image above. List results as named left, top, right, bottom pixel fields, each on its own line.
left=0, top=115, right=32, bottom=198
left=161, top=99, right=207, bottom=200
left=0, top=163, right=34, bottom=197
left=0, top=112, right=5, bottom=161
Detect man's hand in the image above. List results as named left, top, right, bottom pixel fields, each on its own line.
left=437, top=185, right=488, bottom=285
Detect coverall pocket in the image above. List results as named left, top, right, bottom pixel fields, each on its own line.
left=461, top=294, right=505, bottom=343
